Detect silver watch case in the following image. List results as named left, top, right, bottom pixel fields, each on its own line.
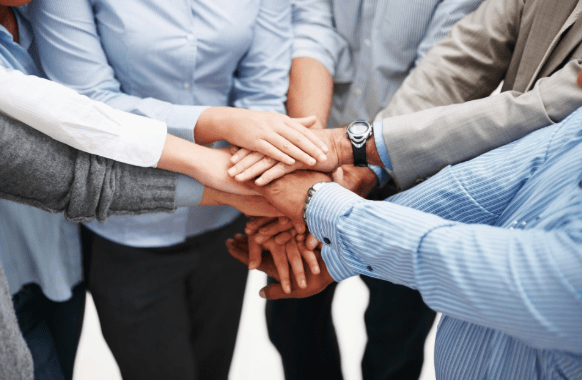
left=302, top=182, right=328, bottom=226
left=346, top=120, right=373, bottom=148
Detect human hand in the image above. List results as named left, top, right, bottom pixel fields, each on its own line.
left=332, top=164, right=378, bottom=198
left=200, top=187, right=282, bottom=217
left=226, top=234, right=334, bottom=299
left=227, top=127, right=349, bottom=185
left=248, top=171, right=332, bottom=234
left=195, top=107, right=329, bottom=167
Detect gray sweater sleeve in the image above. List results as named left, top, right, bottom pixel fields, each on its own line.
left=0, top=112, right=177, bottom=222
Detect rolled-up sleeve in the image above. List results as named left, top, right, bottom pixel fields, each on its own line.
left=292, top=0, right=349, bottom=77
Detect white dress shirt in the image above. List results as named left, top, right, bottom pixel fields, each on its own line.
left=0, top=65, right=167, bottom=168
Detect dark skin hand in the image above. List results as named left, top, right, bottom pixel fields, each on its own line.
left=226, top=234, right=334, bottom=300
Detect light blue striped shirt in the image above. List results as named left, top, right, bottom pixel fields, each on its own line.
left=308, top=107, right=582, bottom=379
left=292, top=0, right=485, bottom=183
left=31, top=0, right=292, bottom=247
left=0, top=7, right=82, bottom=301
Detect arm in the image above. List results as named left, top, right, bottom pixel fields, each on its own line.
left=378, top=59, right=582, bottom=189
left=29, top=0, right=326, bottom=165
left=310, top=185, right=582, bottom=354
left=0, top=113, right=276, bottom=222
left=0, top=66, right=166, bottom=168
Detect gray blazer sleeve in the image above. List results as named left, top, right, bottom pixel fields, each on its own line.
left=375, top=0, right=582, bottom=189
left=0, top=113, right=177, bottom=223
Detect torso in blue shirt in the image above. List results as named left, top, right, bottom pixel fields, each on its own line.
left=31, top=0, right=292, bottom=247
left=0, top=6, right=81, bottom=301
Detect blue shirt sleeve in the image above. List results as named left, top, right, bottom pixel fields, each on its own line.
left=307, top=117, right=582, bottom=354
left=291, top=0, right=350, bottom=76
left=174, top=174, right=205, bottom=208
left=232, top=0, right=292, bottom=114
left=373, top=120, right=392, bottom=171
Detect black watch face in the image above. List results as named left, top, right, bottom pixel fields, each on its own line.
left=350, top=122, right=369, bottom=136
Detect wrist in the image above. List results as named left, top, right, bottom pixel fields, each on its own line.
left=195, top=107, right=231, bottom=145
left=332, top=127, right=354, bottom=166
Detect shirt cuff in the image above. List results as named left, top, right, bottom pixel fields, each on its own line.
left=369, top=165, right=390, bottom=188
left=174, top=174, right=205, bottom=207
left=321, top=245, right=357, bottom=282
left=373, top=120, right=392, bottom=170
left=306, top=183, right=363, bottom=256
left=169, top=105, right=209, bottom=143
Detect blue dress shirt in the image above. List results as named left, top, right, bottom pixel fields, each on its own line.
left=292, top=0, right=484, bottom=184
left=31, top=0, right=292, bottom=247
left=0, top=7, right=82, bottom=302
left=307, top=108, right=582, bottom=379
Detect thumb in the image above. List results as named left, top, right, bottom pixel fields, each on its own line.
left=259, top=283, right=290, bottom=300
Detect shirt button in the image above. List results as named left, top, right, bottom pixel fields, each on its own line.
left=578, top=179, right=582, bottom=188
left=323, top=238, right=331, bottom=245
left=183, top=82, right=191, bottom=89
left=367, top=265, right=373, bottom=271
left=364, top=39, right=371, bottom=47
left=186, top=34, right=195, bottom=42
left=353, top=87, right=362, bottom=96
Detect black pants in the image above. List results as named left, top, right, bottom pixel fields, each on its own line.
left=266, top=183, right=436, bottom=380
left=81, top=215, right=248, bottom=380
left=13, top=282, right=86, bottom=380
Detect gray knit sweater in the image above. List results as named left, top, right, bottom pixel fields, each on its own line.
left=0, top=112, right=178, bottom=379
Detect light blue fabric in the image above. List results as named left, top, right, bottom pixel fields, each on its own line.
left=308, top=108, right=582, bottom=379
left=293, top=0, right=484, bottom=186
left=0, top=7, right=81, bottom=302
left=31, top=0, right=292, bottom=247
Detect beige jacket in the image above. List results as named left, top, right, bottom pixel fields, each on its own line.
left=377, top=0, right=582, bottom=189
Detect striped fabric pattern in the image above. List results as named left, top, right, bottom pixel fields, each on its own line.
left=307, top=107, right=582, bottom=379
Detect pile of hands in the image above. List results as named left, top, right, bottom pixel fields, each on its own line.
left=205, top=111, right=378, bottom=300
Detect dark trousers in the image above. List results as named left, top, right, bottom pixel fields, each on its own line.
left=13, top=282, right=86, bottom=380
left=267, top=183, right=436, bottom=380
left=81, top=215, right=248, bottom=380
left=267, top=277, right=435, bottom=380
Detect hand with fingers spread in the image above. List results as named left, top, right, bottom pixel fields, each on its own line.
left=226, top=234, right=334, bottom=299
left=195, top=107, right=329, bottom=167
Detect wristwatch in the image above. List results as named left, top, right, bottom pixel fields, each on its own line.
left=302, top=182, right=328, bottom=226
left=346, top=120, right=374, bottom=167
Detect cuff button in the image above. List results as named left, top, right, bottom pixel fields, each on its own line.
left=323, top=238, right=331, bottom=245
left=367, top=265, right=373, bottom=271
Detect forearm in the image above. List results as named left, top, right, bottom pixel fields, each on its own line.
left=157, top=134, right=255, bottom=195
left=0, top=113, right=176, bottom=223
left=287, top=57, right=333, bottom=125
left=309, top=184, right=582, bottom=353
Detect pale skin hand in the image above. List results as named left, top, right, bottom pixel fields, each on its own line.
left=157, top=134, right=257, bottom=195
left=194, top=107, right=329, bottom=167
left=226, top=234, right=334, bottom=299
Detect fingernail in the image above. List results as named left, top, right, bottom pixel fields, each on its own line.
left=308, top=158, right=316, bottom=166
left=249, top=261, right=257, bottom=270
left=284, top=284, right=291, bottom=294
left=322, top=145, right=329, bottom=153
left=319, top=154, right=327, bottom=162
left=255, top=235, right=264, bottom=243
left=256, top=178, right=265, bottom=186
left=232, top=154, right=239, bottom=162
left=245, top=228, right=252, bottom=234
left=300, top=279, right=307, bottom=288
left=313, top=266, right=320, bottom=275
left=228, top=168, right=236, bottom=176
left=259, top=289, right=266, bottom=298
